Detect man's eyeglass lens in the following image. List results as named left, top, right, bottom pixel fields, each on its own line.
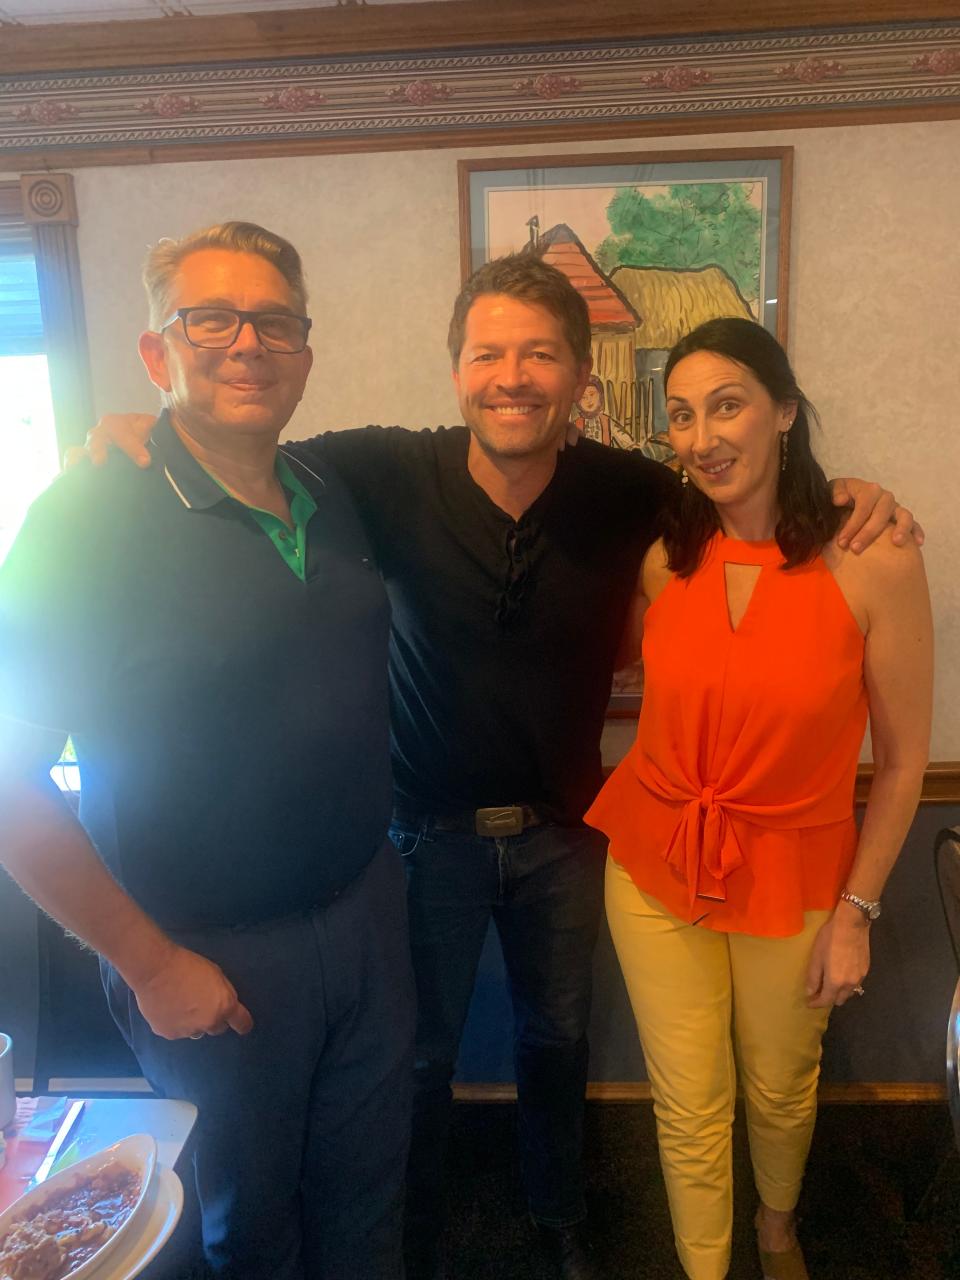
left=173, top=308, right=311, bottom=352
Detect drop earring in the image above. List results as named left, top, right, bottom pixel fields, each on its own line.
left=680, top=466, right=689, bottom=487
left=780, top=429, right=791, bottom=473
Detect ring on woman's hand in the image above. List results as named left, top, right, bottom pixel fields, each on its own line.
left=853, top=985, right=865, bottom=996
left=189, top=1032, right=205, bottom=1039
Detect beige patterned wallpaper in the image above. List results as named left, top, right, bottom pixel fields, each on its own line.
left=19, top=115, right=956, bottom=756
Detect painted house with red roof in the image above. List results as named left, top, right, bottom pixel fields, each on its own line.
left=532, top=222, right=646, bottom=443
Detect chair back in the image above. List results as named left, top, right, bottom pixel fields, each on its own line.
left=935, top=827, right=960, bottom=1153
left=935, top=827, right=960, bottom=968
left=948, top=977, right=960, bottom=1153
left=33, top=911, right=144, bottom=1094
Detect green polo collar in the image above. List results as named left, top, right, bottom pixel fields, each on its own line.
left=239, top=454, right=316, bottom=580
left=149, top=412, right=317, bottom=580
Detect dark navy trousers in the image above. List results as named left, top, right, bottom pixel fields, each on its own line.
left=390, top=820, right=606, bottom=1272
left=105, top=841, right=415, bottom=1280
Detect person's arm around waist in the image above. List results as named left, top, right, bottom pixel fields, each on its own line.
left=806, top=533, right=933, bottom=1008
left=0, top=719, right=253, bottom=1040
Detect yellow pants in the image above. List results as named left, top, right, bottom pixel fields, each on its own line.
left=605, top=857, right=832, bottom=1280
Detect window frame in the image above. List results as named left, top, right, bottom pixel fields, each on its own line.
left=0, top=175, right=94, bottom=454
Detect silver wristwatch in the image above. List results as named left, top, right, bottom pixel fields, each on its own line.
left=839, top=890, right=882, bottom=923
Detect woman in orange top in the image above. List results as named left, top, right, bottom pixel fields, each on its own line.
left=587, top=319, right=932, bottom=1280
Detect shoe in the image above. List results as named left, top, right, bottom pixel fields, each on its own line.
left=755, top=1211, right=810, bottom=1280
left=536, top=1223, right=600, bottom=1280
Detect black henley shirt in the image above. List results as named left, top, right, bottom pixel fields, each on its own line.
left=289, top=426, right=678, bottom=824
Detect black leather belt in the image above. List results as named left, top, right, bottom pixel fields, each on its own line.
left=392, top=804, right=546, bottom=838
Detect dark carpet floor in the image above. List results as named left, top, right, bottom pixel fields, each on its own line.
left=442, top=1102, right=960, bottom=1279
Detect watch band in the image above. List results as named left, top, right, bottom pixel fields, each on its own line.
left=839, top=890, right=882, bottom=922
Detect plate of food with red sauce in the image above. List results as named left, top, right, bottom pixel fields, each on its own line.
left=0, top=1134, right=157, bottom=1280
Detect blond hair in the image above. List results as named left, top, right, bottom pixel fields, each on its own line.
left=142, top=221, right=308, bottom=327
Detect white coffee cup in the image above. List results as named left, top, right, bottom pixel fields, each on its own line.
left=0, top=1033, right=16, bottom=1131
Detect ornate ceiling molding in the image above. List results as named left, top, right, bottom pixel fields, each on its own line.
left=2, top=20, right=959, bottom=166
left=5, top=1, right=960, bottom=68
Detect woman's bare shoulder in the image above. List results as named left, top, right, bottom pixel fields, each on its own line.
left=824, top=525, right=925, bottom=581
left=823, top=527, right=927, bottom=631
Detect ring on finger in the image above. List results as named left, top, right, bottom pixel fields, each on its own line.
left=189, top=1032, right=205, bottom=1040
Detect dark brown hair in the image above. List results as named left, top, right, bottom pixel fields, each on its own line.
left=662, top=317, right=842, bottom=576
left=447, top=252, right=592, bottom=366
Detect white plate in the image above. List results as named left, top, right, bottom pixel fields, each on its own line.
left=0, top=1133, right=158, bottom=1280
left=88, top=1166, right=183, bottom=1280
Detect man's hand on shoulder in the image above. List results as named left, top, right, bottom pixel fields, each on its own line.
left=829, top=476, right=923, bottom=553
left=64, top=413, right=157, bottom=471
left=132, top=940, right=254, bottom=1040
left=562, top=419, right=581, bottom=449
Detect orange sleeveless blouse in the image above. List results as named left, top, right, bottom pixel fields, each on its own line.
left=586, top=533, right=868, bottom=938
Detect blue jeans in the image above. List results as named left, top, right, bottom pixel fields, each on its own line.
left=104, top=842, right=414, bottom=1280
left=390, top=818, right=606, bottom=1268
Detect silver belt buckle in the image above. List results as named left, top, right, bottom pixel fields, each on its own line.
left=475, top=805, right=524, bottom=837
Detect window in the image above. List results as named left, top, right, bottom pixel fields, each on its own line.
left=0, top=179, right=93, bottom=794
left=0, top=228, right=59, bottom=564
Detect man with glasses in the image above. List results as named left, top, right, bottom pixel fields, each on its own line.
left=0, top=221, right=413, bottom=1280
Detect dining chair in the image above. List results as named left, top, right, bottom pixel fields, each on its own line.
left=33, top=908, right=145, bottom=1095
left=946, top=977, right=960, bottom=1156
left=934, top=827, right=960, bottom=1153
left=935, top=827, right=960, bottom=964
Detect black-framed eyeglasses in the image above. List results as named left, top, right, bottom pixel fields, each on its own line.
left=160, top=307, right=312, bottom=353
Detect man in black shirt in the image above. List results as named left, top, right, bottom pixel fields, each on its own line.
left=312, top=430, right=670, bottom=1278
left=289, top=258, right=677, bottom=1280
left=89, top=254, right=910, bottom=1280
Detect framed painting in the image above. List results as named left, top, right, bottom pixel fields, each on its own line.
left=458, top=147, right=793, bottom=714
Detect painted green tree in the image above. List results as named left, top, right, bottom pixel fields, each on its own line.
left=595, top=182, right=762, bottom=307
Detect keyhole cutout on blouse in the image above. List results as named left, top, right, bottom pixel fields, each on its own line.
left=724, top=562, right=763, bottom=632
